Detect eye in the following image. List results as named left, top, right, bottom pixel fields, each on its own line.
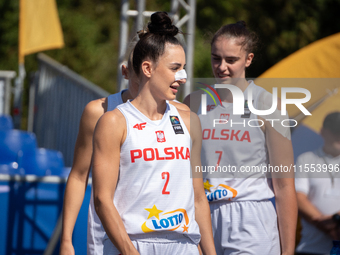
left=226, top=59, right=236, bottom=64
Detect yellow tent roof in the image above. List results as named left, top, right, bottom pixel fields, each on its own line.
left=259, top=33, right=340, bottom=78
left=256, top=33, right=340, bottom=132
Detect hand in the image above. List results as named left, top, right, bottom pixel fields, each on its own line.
left=313, top=215, right=339, bottom=240
left=59, top=240, right=75, bottom=255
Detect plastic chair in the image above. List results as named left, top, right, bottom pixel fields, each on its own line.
left=22, top=148, right=65, bottom=176
left=0, top=115, right=14, bottom=130
left=0, top=130, right=37, bottom=174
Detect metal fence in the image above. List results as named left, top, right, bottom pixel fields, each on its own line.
left=0, top=71, right=16, bottom=115
left=29, top=53, right=110, bottom=167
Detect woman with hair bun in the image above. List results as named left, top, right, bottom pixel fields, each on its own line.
left=184, top=21, right=297, bottom=255
left=92, top=12, right=216, bottom=255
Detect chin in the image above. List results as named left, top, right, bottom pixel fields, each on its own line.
left=166, top=93, right=177, bottom=101
left=215, top=77, right=233, bottom=84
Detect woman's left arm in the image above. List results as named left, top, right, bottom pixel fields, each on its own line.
left=264, top=119, right=297, bottom=255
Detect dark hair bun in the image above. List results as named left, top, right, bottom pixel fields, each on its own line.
left=236, top=20, right=247, bottom=27
left=148, top=12, right=179, bottom=36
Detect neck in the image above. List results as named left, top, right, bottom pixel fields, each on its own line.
left=131, top=86, right=167, bottom=121
left=217, top=79, right=249, bottom=103
left=121, top=89, right=134, bottom=103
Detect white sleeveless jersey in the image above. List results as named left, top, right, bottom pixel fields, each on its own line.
left=102, top=101, right=201, bottom=244
left=198, top=81, right=274, bottom=202
left=87, top=91, right=125, bottom=255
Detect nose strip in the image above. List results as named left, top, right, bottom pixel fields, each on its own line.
left=175, top=69, right=187, bottom=81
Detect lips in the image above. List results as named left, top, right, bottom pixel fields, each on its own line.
left=218, top=73, right=230, bottom=78
left=170, top=84, right=179, bottom=93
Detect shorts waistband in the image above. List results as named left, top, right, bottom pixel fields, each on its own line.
left=129, top=232, right=193, bottom=243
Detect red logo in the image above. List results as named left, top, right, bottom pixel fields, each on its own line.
left=207, top=104, right=215, bottom=112
left=219, top=113, right=230, bottom=123
left=155, top=131, right=166, bottom=143
left=133, top=122, right=146, bottom=130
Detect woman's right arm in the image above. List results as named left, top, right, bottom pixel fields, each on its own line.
left=92, top=110, right=139, bottom=255
left=60, top=100, right=105, bottom=255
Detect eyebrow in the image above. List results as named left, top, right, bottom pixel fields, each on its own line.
left=170, top=63, right=186, bottom=68
left=211, top=53, right=240, bottom=59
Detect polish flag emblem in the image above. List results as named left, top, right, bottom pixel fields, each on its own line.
left=155, top=131, right=166, bottom=143
left=219, top=113, right=230, bottom=123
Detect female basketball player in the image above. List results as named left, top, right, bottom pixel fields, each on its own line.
left=91, top=12, right=216, bottom=255
left=60, top=46, right=190, bottom=255
left=184, top=21, right=297, bottom=255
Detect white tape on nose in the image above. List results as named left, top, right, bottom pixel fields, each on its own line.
left=175, top=69, right=187, bottom=81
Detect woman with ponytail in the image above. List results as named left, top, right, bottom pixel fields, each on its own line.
left=92, top=12, right=216, bottom=255
left=184, top=21, right=297, bottom=255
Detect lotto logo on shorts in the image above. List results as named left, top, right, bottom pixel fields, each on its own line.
left=141, top=205, right=189, bottom=233
left=204, top=181, right=238, bottom=202
left=155, top=131, right=166, bottom=143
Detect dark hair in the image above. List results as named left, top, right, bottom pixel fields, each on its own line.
left=323, top=111, right=340, bottom=135
left=211, top=21, right=259, bottom=54
left=132, top=12, right=182, bottom=75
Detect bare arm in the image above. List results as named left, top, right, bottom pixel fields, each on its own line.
left=60, top=99, right=106, bottom=255
left=92, top=110, right=139, bottom=255
left=182, top=111, right=216, bottom=255
left=265, top=120, right=297, bottom=255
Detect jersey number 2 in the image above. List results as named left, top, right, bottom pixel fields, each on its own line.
left=162, top=172, right=170, bottom=195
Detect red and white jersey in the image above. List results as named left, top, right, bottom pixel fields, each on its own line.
left=87, top=91, right=125, bottom=255
left=198, top=81, right=275, bottom=202
left=103, top=101, right=201, bottom=244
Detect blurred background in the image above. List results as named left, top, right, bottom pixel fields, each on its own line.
left=0, top=0, right=340, bottom=254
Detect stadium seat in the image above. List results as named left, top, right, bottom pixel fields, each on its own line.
left=0, top=115, right=14, bottom=130
left=0, top=130, right=37, bottom=175
left=22, top=148, right=65, bottom=176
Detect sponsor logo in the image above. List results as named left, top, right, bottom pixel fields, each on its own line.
left=170, top=116, right=184, bottom=134
left=133, top=122, right=147, bottom=130
left=141, top=205, right=189, bottom=233
left=204, top=180, right=238, bottom=202
left=207, top=104, right=216, bottom=112
left=130, top=147, right=190, bottom=163
left=155, top=130, right=166, bottom=143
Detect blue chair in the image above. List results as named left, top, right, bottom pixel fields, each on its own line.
left=0, top=115, right=14, bottom=130
left=0, top=130, right=37, bottom=174
left=22, top=148, right=65, bottom=176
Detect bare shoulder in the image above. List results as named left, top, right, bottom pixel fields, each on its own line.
left=97, top=108, right=125, bottom=130
left=169, top=100, right=190, bottom=111
left=183, top=90, right=204, bottom=113
left=82, top=97, right=107, bottom=124
left=94, top=108, right=127, bottom=146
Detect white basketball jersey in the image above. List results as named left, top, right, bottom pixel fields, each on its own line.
left=87, top=91, right=125, bottom=255
left=104, top=101, right=200, bottom=244
left=198, top=81, right=274, bottom=202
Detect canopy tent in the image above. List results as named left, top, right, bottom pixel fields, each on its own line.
left=257, top=32, right=340, bottom=134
